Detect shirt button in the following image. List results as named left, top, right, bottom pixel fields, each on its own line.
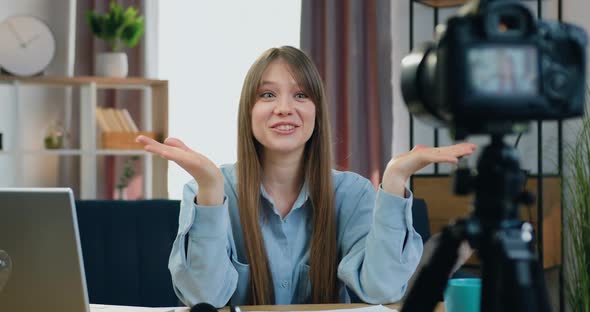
left=281, top=281, right=289, bottom=288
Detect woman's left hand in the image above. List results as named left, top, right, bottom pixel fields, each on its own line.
left=382, top=143, right=477, bottom=197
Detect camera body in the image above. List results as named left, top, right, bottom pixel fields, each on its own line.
left=401, top=0, right=587, bottom=139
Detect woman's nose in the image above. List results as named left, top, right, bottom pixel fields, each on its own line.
left=273, top=97, right=293, bottom=115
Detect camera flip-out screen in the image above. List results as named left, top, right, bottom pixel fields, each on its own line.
left=467, top=46, right=538, bottom=96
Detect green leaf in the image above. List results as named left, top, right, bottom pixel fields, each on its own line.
left=85, top=0, right=144, bottom=51
left=117, top=156, right=140, bottom=189
left=564, top=86, right=590, bottom=311
left=86, top=12, right=99, bottom=36
left=123, top=6, right=138, bottom=21
left=120, top=18, right=144, bottom=49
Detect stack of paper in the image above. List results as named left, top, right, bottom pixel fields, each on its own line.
left=90, top=304, right=188, bottom=312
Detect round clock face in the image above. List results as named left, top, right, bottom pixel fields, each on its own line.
left=0, top=16, right=56, bottom=76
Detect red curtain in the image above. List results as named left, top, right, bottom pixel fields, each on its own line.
left=301, top=0, right=393, bottom=187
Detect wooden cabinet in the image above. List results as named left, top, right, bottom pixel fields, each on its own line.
left=413, top=176, right=562, bottom=268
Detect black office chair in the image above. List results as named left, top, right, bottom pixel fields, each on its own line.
left=75, top=200, right=181, bottom=307
left=411, top=198, right=431, bottom=243
left=75, top=198, right=443, bottom=305
left=413, top=198, right=475, bottom=280
left=347, top=197, right=432, bottom=303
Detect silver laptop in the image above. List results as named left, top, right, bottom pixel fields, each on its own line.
left=0, top=188, right=90, bottom=312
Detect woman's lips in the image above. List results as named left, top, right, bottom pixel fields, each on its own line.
left=270, top=123, right=299, bottom=134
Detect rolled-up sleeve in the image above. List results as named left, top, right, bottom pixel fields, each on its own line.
left=337, top=177, right=423, bottom=304
left=168, top=181, right=237, bottom=308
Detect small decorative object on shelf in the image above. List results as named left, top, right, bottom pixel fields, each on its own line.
left=86, top=1, right=145, bottom=77
left=116, top=155, right=140, bottom=200
left=43, top=121, right=66, bottom=149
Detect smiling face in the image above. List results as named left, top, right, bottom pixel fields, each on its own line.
left=251, top=59, right=316, bottom=157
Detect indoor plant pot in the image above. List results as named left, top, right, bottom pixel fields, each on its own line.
left=86, top=1, right=144, bottom=77
left=95, top=52, right=128, bottom=77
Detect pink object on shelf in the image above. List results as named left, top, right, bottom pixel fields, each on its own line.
left=126, top=174, right=144, bottom=200
left=112, top=174, right=143, bottom=200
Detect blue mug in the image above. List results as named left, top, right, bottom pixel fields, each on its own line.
left=444, top=278, right=481, bottom=312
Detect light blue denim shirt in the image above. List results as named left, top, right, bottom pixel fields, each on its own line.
left=168, top=164, right=423, bottom=307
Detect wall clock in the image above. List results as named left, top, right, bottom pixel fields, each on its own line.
left=0, top=15, right=56, bottom=76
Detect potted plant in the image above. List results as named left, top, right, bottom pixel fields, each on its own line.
left=564, top=87, right=590, bottom=311
left=115, top=156, right=140, bottom=200
left=86, top=1, right=144, bottom=77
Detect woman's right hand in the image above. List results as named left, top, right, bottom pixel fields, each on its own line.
left=136, top=135, right=224, bottom=206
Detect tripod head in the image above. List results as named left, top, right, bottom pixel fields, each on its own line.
left=455, top=135, right=530, bottom=222
left=401, top=136, right=550, bottom=312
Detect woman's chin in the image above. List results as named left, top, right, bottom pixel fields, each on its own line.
left=263, top=143, right=306, bottom=156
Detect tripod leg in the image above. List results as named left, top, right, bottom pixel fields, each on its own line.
left=532, top=260, right=552, bottom=312
left=507, top=261, right=546, bottom=312
left=401, top=220, right=467, bottom=312
left=481, top=224, right=551, bottom=312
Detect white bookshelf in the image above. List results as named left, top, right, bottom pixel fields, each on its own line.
left=0, top=75, right=169, bottom=199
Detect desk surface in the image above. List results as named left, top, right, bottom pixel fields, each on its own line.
left=235, top=304, right=398, bottom=311
left=222, top=303, right=444, bottom=312
left=90, top=303, right=444, bottom=312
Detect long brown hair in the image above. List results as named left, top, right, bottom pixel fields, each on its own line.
left=236, top=46, right=337, bottom=304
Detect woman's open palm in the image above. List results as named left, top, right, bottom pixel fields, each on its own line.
left=382, top=143, right=477, bottom=196
left=136, top=135, right=224, bottom=205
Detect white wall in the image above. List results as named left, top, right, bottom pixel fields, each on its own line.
left=564, top=0, right=590, bottom=46
left=158, top=1, right=301, bottom=199
left=0, top=0, right=75, bottom=187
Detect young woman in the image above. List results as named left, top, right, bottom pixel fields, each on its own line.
left=137, top=46, right=476, bottom=307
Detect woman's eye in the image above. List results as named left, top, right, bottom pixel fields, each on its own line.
left=295, top=93, right=308, bottom=99
left=260, top=92, right=275, bottom=99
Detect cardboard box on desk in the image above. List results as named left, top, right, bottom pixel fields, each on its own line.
left=101, top=131, right=156, bottom=150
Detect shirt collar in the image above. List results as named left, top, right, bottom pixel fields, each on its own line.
left=260, top=180, right=310, bottom=212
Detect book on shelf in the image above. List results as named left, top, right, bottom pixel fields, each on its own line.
left=121, top=109, right=139, bottom=132
left=110, top=108, right=123, bottom=132
left=96, top=107, right=155, bottom=149
left=96, top=107, right=139, bottom=133
left=114, top=109, right=132, bottom=132
left=95, top=107, right=111, bottom=132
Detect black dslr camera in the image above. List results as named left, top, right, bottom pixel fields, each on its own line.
left=401, top=0, right=587, bottom=139
left=399, top=2, right=588, bottom=311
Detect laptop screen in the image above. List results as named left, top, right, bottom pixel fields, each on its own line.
left=0, top=188, right=90, bottom=312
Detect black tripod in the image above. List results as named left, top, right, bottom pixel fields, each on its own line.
left=401, top=135, right=551, bottom=312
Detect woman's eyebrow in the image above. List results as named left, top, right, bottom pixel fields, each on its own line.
left=260, top=80, right=301, bottom=89
left=260, top=81, right=277, bottom=87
